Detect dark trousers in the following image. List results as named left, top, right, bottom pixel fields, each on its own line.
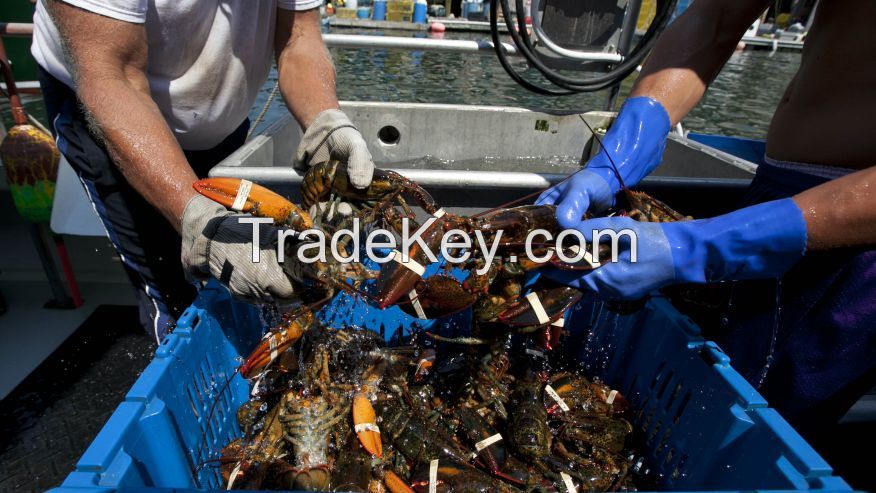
left=690, top=161, right=876, bottom=440
left=38, top=67, right=249, bottom=342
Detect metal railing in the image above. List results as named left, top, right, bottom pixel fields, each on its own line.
left=3, top=22, right=522, bottom=56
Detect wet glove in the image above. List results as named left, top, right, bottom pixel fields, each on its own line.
left=295, top=109, right=374, bottom=188
left=536, top=97, right=671, bottom=228
left=545, top=199, right=808, bottom=300
left=181, top=195, right=296, bottom=303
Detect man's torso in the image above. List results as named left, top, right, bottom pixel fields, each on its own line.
left=766, top=0, right=876, bottom=169
left=32, top=0, right=281, bottom=150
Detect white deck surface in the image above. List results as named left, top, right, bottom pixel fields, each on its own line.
left=0, top=192, right=134, bottom=399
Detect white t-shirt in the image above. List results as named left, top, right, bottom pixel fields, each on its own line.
left=32, top=0, right=320, bottom=150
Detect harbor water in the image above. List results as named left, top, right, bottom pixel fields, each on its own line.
left=264, top=29, right=801, bottom=140
left=2, top=29, right=801, bottom=142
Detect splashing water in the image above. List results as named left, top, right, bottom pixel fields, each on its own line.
left=258, top=305, right=284, bottom=334
left=755, top=279, right=782, bottom=389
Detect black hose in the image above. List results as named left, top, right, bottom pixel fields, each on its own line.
left=491, top=0, right=678, bottom=94
left=489, top=0, right=573, bottom=95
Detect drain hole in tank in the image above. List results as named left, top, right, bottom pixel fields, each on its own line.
left=378, top=125, right=401, bottom=146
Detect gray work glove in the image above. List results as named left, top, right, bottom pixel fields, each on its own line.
left=181, top=195, right=296, bottom=303
left=294, top=109, right=374, bottom=188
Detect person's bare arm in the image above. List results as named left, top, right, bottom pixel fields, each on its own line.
left=631, top=0, right=772, bottom=124
left=275, top=8, right=339, bottom=129
left=47, top=1, right=196, bottom=231
left=792, top=168, right=876, bottom=250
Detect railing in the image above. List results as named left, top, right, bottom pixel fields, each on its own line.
left=0, top=23, right=32, bottom=38
left=2, top=21, right=526, bottom=57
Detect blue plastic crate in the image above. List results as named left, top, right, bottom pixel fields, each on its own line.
left=52, top=281, right=851, bottom=492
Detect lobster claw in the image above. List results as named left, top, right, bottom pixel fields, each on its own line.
left=383, top=470, right=415, bottom=493
left=239, top=310, right=314, bottom=379
left=375, top=218, right=447, bottom=308
left=353, top=393, right=383, bottom=458
left=397, top=276, right=478, bottom=320
left=193, top=177, right=312, bottom=230
left=498, top=287, right=582, bottom=328
left=414, top=348, right=436, bottom=381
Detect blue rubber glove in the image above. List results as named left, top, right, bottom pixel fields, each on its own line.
left=545, top=199, right=808, bottom=300
left=536, top=97, right=671, bottom=229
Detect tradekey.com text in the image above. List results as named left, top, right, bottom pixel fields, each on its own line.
left=238, top=215, right=637, bottom=274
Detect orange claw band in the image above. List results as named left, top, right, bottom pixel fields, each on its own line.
left=352, top=393, right=383, bottom=458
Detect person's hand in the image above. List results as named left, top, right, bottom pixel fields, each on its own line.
left=536, top=97, right=671, bottom=227
left=181, top=195, right=296, bottom=303
left=536, top=170, right=614, bottom=229
left=545, top=199, right=808, bottom=300
left=295, top=109, right=374, bottom=188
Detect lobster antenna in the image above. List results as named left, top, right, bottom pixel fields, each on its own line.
left=195, top=369, right=238, bottom=473
left=469, top=114, right=624, bottom=218
left=578, top=114, right=626, bottom=191
left=469, top=185, right=562, bottom=218
left=335, top=278, right=383, bottom=306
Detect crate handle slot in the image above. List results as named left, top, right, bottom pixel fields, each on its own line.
left=695, top=342, right=730, bottom=367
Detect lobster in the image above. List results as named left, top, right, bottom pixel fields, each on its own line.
left=192, top=154, right=690, bottom=354
left=301, top=159, right=442, bottom=219
left=505, top=375, right=636, bottom=492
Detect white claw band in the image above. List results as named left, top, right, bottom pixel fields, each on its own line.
left=409, top=289, right=428, bottom=320
left=250, top=373, right=266, bottom=397
left=269, top=335, right=279, bottom=363
left=526, top=348, right=545, bottom=359
left=433, top=208, right=446, bottom=218
left=354, top=423, right=381, bottom=434
left=551, top=317, right=565, bottom=328
left=391, top=250, right=426, bottom=277
left=429, top=459, right=439, bottom=493
left=474, top=433, right=503, bottom=453
left=606, top=389, right=618, bottom=405
left=525, top=292, right=551, bottom=325
left=230, top=179, right=253, bottom=212
left=545, top=384, right=570, bottom=412
left=568, top=244, right=600, bottom=269
left=560, top=472, right=577, bottom=493
left=227, top=461, right=243, bottom=490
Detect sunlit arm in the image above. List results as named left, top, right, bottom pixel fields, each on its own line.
left=275, top=8, right=340, bottom=129
left=793, top=167, right=876, bottom=250
left=47, top=1, right=197, bottom=232
left=631, top=0, right=771, bottom=124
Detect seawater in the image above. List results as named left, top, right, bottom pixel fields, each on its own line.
left=1, top=29, right=800, bottom=142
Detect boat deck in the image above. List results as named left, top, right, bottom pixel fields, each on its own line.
left=0, top=305, right=154, bottom=491
left=0, top=186, right=151, bottom=490
left=0, top=192, right=133, bottom=400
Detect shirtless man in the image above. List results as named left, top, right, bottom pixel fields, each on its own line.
left=538, top=0, right=876, bottom=437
